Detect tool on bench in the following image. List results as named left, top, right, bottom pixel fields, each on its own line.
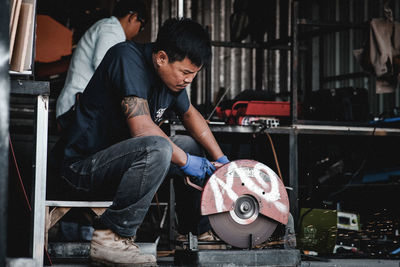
left=216, top=100, right=293, bottom=126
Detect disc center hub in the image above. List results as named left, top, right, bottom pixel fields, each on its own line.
left=230, top=195, right=259, bottom=225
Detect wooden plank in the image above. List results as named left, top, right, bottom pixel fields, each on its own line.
left=45, top=206, right=50, bottom=249
left=9, top=0, right=22, bottom=59
left=10, top=0, right=17, bottom=30
left=49, top=207, right=71, bottom=230
left=22, top=0, right=35, bottom=71
left=10, top=2, right=32, bottom=72
left=90, top=207, right=107, bottom=216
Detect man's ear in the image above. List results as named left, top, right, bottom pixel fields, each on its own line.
left=128, top=12, right=137, bottom=23
left=155, top=51, right=168, bottom=66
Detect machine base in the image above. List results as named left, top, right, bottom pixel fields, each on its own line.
left=174, top=249, right=301, bottom=266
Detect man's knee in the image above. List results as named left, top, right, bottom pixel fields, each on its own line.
left=170, top=135, right=203, bottom=156
left=146, top=136, right=172, bottom=170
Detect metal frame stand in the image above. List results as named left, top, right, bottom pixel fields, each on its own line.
left=10, top=80, right=49, bottom=267
left=32, top=94, right=49, bottom=267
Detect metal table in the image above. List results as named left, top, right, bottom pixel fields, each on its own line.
left=169, top=122, right=400, bottom=223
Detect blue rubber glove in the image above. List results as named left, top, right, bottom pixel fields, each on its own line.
left=216, top=155, right=230, bottom=164
left=180, top=153, right=216, bottom=179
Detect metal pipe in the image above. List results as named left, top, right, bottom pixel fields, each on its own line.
left=291, top=0, right=298, bottom=123
left=274, top=0, right=281, bottom=94
left=178, top=0, right=184, bottom=17
left=0, top=0, right=10, bottom=265
left=287, top=0, right=292, bottom=93
left=150, top=0, right=159, bottom=41
left=205, top=26, right=212, bottom=115
left=289, top=129, right=298, bottom=225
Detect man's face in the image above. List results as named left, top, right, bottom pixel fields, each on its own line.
left=154, top=51, right=202, bottom=92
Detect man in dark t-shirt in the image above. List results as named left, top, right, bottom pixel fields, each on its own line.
left=54, top=18, right=229, bottom=266
left=62, top=41, right=191, bottom=161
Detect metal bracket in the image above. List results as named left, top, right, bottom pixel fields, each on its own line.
left=284, top=212, right=297, bottom=249
left=188, top=232, right=198, bottom=251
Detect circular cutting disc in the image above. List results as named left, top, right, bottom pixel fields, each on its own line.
left=209, top=206, right=278, bottom=248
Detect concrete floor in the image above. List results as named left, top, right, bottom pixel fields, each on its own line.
left=47, top=259, right=400, bottom=267
left=300, top=259, right=400, bottom=267
left=7, top=256, right=400, bottom=267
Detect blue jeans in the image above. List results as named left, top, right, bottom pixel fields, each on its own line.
left=169, top=135, right=211, bottom=235
left=61, top=136, right=172, bottom=237
left=60, top=135, right=210, bottom=237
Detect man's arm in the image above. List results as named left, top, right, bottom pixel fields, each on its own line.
left=181, top=104, right=224, bottom=161
left=122, top=96, right=187, bottom=166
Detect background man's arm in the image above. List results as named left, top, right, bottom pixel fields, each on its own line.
left=181, top=104, right=224, bottom=161
left=122, top=96, right=187, bottom=166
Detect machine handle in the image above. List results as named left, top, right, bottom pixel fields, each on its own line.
left=230, top=101, right=249, bottom=117
left=184, top=162, right=223, bottom=191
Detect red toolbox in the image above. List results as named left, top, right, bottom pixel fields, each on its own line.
left=216, top=100, right=297, bottom=124
left=216, top=101, right=290, bottom=118
left=231, top=101, right=291, bottom=117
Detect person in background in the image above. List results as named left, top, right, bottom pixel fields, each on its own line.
left=56, top=0, right=147, bottom=131
left=52, top=18, right=229, bottom=266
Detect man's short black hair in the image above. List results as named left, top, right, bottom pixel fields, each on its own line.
left=113, top=0, right=147, bottom=22
left=153, top=18, right=212, bottom=67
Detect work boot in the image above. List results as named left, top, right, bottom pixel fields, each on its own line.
left=90, top=229, right=157, bottom=266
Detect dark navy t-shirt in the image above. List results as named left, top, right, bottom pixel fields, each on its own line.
left=63, top=41, right=190, bottom=161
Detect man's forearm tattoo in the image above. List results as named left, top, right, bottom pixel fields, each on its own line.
left=121, top=96, right=150, bottom=119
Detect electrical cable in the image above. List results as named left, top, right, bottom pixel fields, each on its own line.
left=257, top=121, right=284, bottom=183
left=9, top=137, right=31, bottom=211
left=265, top=131, right=283, bottom=182
left=9, top=137, right=53, bottom=266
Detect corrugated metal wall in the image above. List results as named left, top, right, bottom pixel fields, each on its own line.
left=150, top=0, right=287, bottom=108
left=301, top=0, right=400, bottom=116
left=150, top=0, right=400, bottom=116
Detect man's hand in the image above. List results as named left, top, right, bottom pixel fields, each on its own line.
left=216, top=155, right=230, bottom=164
left=180, top=153, right=216, bottom=179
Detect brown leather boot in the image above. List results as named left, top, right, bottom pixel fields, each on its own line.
left=90, top=229, right=157, bottom=266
